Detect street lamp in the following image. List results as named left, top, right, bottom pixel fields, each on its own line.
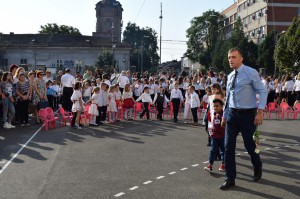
left=141, top=35, right=149, bottom=73
left=274, top=31, right=286, bottom=76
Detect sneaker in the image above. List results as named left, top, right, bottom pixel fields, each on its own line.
left=219, top=164, right=225, bottom=172
left=25, top=123, right=31, bottom=127
left=21, top=124, right=26, bottom=127
left=8, top=123, right=16, bottom=128
left=74, top=124, right=82, bottom=129
left=3, top=122, right=11, bottom=129
left=204, top=164, right=213, bottom=172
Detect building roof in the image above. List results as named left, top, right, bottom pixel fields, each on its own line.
left=0, top=33, right=130, bottom=48
left=221, top=2, right=237, bottom=15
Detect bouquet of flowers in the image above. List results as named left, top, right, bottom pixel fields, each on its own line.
left=253, top=128, right=261, bottom=154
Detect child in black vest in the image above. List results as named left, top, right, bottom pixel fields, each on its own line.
left=204, top=98, right=225, bottom=172
left=153, top=86, right=169, bottom=120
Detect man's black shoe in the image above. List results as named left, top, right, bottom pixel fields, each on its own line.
left=219, top=179, right=235, bottom=190
left=253, top=167, right=262, bottom=181
left=79, top=123, right=84, bottom=127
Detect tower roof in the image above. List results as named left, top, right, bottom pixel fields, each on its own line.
left=96, top=0, right=122, bottom=9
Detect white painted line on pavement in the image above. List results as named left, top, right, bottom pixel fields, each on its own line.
left=244, top=152, right=248, bottom=154
left=156, top=176, right=165, bottom=179
left=284, top=145, right=291, bottom=147
left=192, top=164, right=199, bottom=167
left=265, top=148, right=271, bottom=151
left=294, top=144, right=299, bottom=146
left=180, top=167, right=188, bottom=171
left=0, top=125, right=44, bottom=175
left=236, top=153, right=241, bottom=156
left=143, top=181, right=152, bottom=185
left=129, top=186, right=139, bottom=191
left=114, top=192, right=125, bottom=197
left=203, top=161, right=209, bottom=164
left=169, top=171, right=176, bottom=175
left=274, top=146, right=280, bottom=149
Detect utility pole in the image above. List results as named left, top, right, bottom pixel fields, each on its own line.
left=159, top=2, right=163, bottom=66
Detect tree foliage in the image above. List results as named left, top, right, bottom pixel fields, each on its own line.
left=39, top=23, right=82, bottom=35
left=185, top=10, right=222, bottom=67
left=95, top=50, right=114, bottom=69
left=257, top=31, right=276, bottom=74
left=123, top=22, right=159, bottom=71
left=211, top=17, right=258, bottom=72
left=274, top=16, right=300, bottom=73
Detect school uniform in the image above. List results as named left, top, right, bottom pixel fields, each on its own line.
left=153, top=92, right=169, bottom=120
left=170, top=88, right=183, bottom=122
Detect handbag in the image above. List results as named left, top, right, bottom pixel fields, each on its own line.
left=38, top=100, right=49, bottom=109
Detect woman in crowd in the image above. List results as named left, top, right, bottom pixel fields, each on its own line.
left=16, top=73, right=31, bottom=127
left=33, top=71, right=47, bottom=124
left=1, top=72, right=16, bottom=129
left=293, top=72, right=300, bottom=106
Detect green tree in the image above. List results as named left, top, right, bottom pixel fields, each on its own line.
left=257, top=31, right=276, bottom=75
left=230, top=17, right=245, bottom=47
left=39, top=23, right=82, bottom=35
left=95, top=50, right=114, bottom=70
left=123, top=22, right=159, bottom=72
left=185, top=10, right=222, bottom=68
left=275, top=16, right=300, bottom=73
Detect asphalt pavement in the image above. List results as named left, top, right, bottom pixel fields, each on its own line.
left=0, top=117, right=299, bottom=199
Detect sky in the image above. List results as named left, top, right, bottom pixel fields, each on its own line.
left=0, top=0, right=234, bottom=62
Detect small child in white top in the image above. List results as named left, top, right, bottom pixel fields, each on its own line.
left=108, top=85, right=117, bottom=123
left=86, top=87, right=100, bottom=126
left=71, top=82, right=84, bottom=129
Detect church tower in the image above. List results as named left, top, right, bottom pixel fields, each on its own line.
left=93, top=0, right=123, bottom=43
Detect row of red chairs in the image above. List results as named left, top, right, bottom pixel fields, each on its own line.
left=265, top=102, right=300, bottom=119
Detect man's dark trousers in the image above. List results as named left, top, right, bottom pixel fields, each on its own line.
left=224, top=108, right=262, bottom=180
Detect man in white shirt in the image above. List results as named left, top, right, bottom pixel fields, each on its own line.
left=61, top=68, right=75, bottom=111
left=136, top=87, right=152, bottom=120
left=189, top=85, right=200, bottom=126
left=117, top=71, right=130, bottom=93
left=170, top=83, right=184, bottom=122
left=110, top=69, right=119, bottom=85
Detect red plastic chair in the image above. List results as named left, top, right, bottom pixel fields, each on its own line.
left=38, top=109, right=57, bottom=131
left=80, top=105, right=92, bottom=124
left=60, top=107, right=73, bottom=126
left=293, top=103, right=300, bottom=119
left=267, top=102, right=280, bottom=119
left=279, top=102, right=294, bottom=119
left=45, top=107, right=60, bottom=126
left=133, top=102, right=144, bottom=119
left=149, top=103, right=157, bottom=119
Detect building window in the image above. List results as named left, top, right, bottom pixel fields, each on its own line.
left=0, top=59, right=8, bottom=66
left=249, top=15, right=252, bottom=23
left=20, top=59, right=27, bottom=64
left=234, top=13, right=237, bottom=21
left=298, top=8, right=300, bottom=15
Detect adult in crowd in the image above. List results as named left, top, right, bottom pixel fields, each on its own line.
left=293, top=72, right=300, bottom=106
left=61, top=68, right=75, bottom=111
left=16, top=73, right=31, bottom=127
left=94, top=69, right=102, bottom=80
left=1, top=72, right=16, bottom=129
left=117, top=71, right=130, bottom=93
left=110, top=69, right=119, bottom=85
left=220, top=47, right=267, bottom=190
left=75, top=71, right=83, bottom=80
left=284, top=75, right=295, bottom=107
left=43, top=70, right=53, bottom=83
left=83, top=69, right=93, bottom=81
left=102, top=73, right=111, bottom=86
left=55, top=70, right=63, bottom=83
left=9, top=64, right=18, bottom=84
left=33, top=71, right=47, bottom=124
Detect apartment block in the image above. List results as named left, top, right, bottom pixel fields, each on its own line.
left=221, top=0, right=300, bottom=43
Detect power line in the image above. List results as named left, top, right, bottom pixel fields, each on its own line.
left=134, top=0, right=146, bottom=22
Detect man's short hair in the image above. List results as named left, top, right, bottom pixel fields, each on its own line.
left=228, top=47, right=244, bottom=58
